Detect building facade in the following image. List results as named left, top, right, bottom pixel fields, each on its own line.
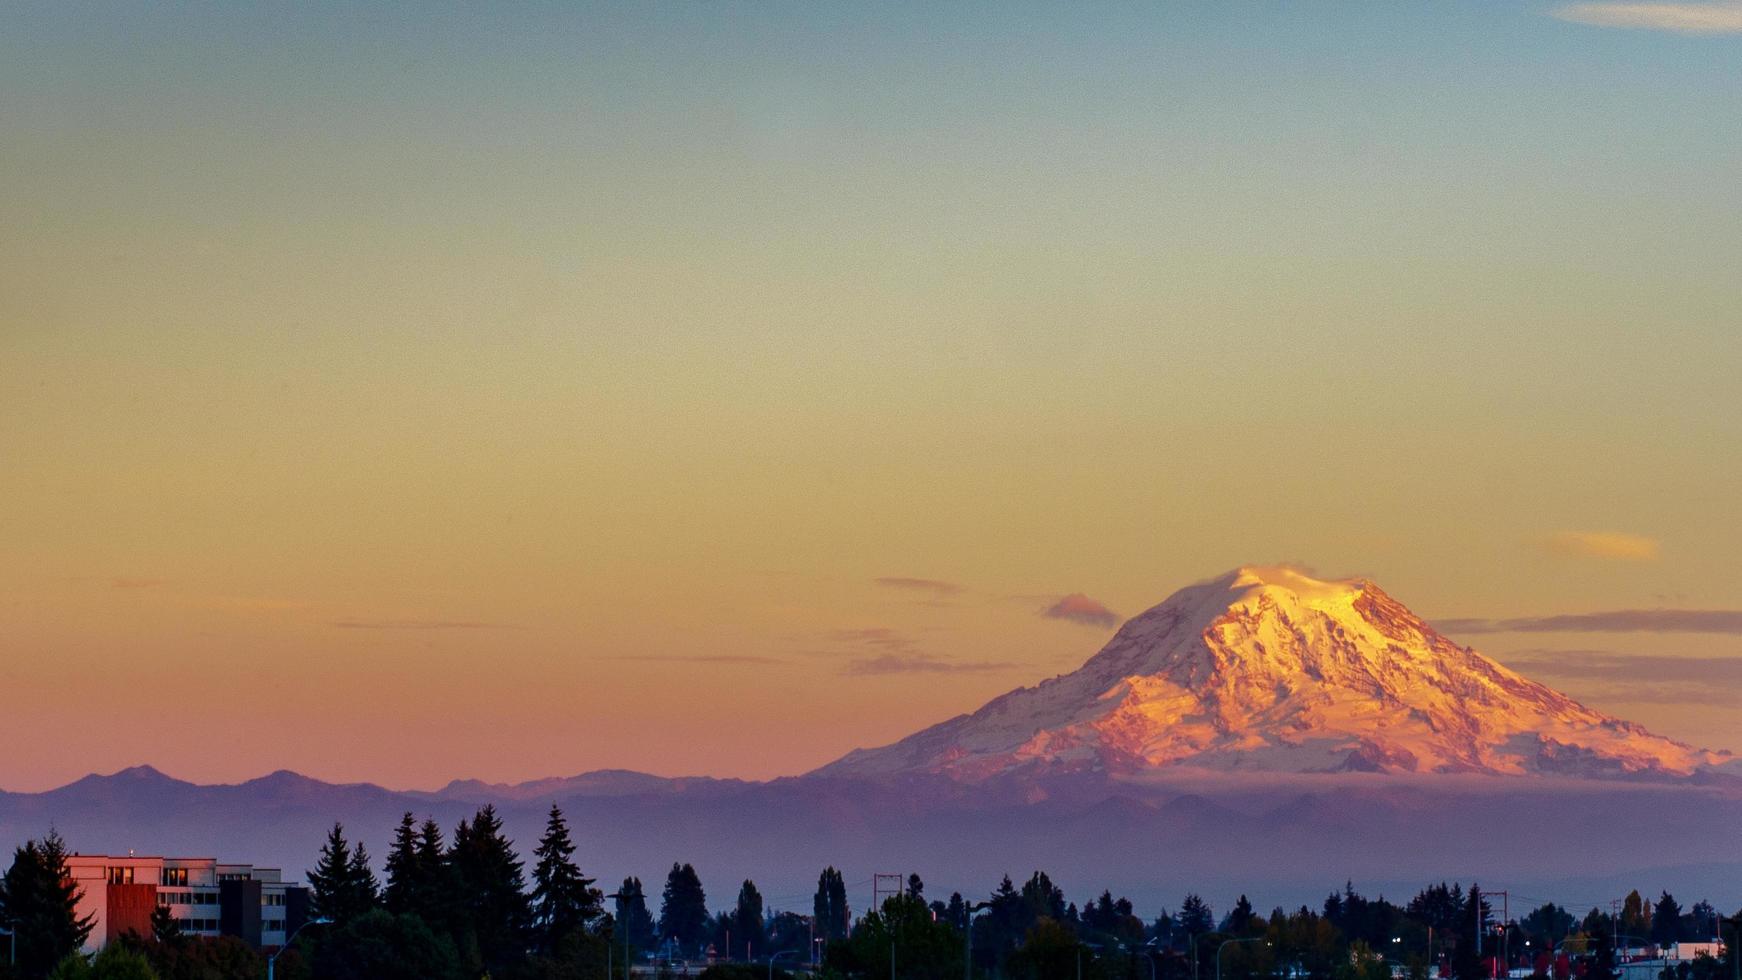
left=64, top=854, right=309, bottom=953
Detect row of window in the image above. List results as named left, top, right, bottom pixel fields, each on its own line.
left=161, top=868, right=190, bottom=886
left=156, top=892, right=219, bottom=907
left=182, top=919, right=220, bottom=932
left=264, top=894, right=286, bottom=906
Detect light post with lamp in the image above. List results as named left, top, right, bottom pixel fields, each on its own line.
left=2, top=924, right=14, bottom=968
left=1217, top=936, right=1270, bottom=980
left=769, top=947, right=800, bottom=980
left=606, top=891, right=634, bottom=980
left=963, top=901, right=992, bottom=980
left=268, top=916, right=331, bottom=980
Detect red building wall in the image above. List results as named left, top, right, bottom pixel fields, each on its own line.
left=105, top=883, right=158, bottom=945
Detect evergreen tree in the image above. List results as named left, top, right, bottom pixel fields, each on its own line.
left=311, top=908, right=464, bottom=980
left=307, top=823, right=376, bottom=926
left=1653, top=893, right=1685, bottom=947
left=383, top=812, right=421, bottom=917
left=530, top=804, right=602, bottom=955
left=348, top=843, right=380, bottom=914
left=1226, top=895, right=1256, bottom=934
left=1, top=831, right=95, bottom=980
left=906, top=874, right=924, bottom=903
left=448, top=804, right=532, bottom=972
left=1622, top=891, right=1650, bottom=942
left=732, top=880, right=765, bottom=958
left=614, top=877, right=656, bottom=949
left=146, top=905, right=181, bottom=947
left=412, top=817, right=456, bottom=930
left=658, top=863, right=708, bottom=956
left=1179, top=894, right=1215, bottom=937
left=812, top=867, right=849, bottom=942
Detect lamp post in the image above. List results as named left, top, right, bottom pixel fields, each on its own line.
left=769, top=948, right=800, bottom=980
left=607, top=891, right=633, bottom=980
left=1144, top=939, right=1162, bottom=980
left=1717, top=916, right=1740, bottom=980
left=964, top=901, right=992, bottom=980
left=1216, top=936, right=1270, bottom=980
left=268, top=917, right=331, bottom=980
left=1, top=924, right=13, bottom=966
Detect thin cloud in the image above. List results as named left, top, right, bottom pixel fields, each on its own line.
left=828, top=627, right=920, bottom=651
left=1541, top=530, right=1660, bottom=562
left=1552, top=1, right=1742, bottom=33
left=1437, top=610, right=1742, bottom=634
left=606, top=654, right=785, bottom=666
left=874, top=577, right=965, bottom=597
left=111, top=577, right=166, bottom=589
left=1499, top=648, right=1742, bottom=683
left=1041, top=593, right=1120, bottom=629
left=332, top=619, right=517, bottom=630
left=843, top=653, right=1017, bottom=676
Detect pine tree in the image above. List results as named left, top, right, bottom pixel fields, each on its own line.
left=383, top=812, right=421, bottom=917
left=348, top=843, right=380, bottom=915
left=0, top=831, right=95, bottom=978
left=307, top=823, right=376, bottom=926
left=449, top=805, right=531, bottom=971
left=1179, top=894, right=1215, bottom=937
left=906, top=874, right=924, bottom=903
left=658, top=863, right=708, bottom=956
left=1650, top=893, right=1683, bottom=947
left=732, top=880, right=765, bottom=958
left=614, top=877, right=655, bottom=949
left=1228, top=895, right=1256, bottom=934
left=411, top=818, right=455, bottom=928
left=530, top=804, right=601, bottom=955
left=813, top=867, right=849, bottom=942
left=148, top=904, right=183, bottom=946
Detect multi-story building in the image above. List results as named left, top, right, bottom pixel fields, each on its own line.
left=64, top=854, right=309, bottom=953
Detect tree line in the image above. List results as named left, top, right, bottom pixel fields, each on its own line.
left=3, top=818, right=1740, bottom=980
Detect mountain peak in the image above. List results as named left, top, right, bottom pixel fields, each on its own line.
left=818, top=567, right=1716, bottom=782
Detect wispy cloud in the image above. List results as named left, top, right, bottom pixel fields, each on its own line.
left=1436, top=609, right=1742, bottom=634
left=1499, top=649, right=1742, bottom=708
left=1499, top=648, right=1742, bottom=682
left=843, top=653, right=1016, bottom=676
left=1041, top=593, right=1120, bottom=629
left=110, top=577, right=166, bottom=589
left=605, top=654, right=785, bottom=666
left=1551, top=1, right=1742, bottom=33
left=332, top=619, right=517, bottom=630
left=874, top=576, right=965, bottom=597
left=828, top=627, right=921, bottom=651
left=1541, top=530, right=1660, bottom=562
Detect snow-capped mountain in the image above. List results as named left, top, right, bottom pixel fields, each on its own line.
left=817, top=566, right=1728, bottom=781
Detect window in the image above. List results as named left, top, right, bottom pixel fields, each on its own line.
left=108, top=867, right=135, bottom=885
left=161, top=868, right=188, bottom=887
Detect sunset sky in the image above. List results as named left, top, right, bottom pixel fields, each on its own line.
left=3, top=2, right=1740, bottom=793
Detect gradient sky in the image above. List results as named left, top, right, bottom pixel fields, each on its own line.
left=3, top=1, right=1740, bottom=793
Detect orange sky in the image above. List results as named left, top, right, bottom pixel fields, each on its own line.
left=3, top=3, right=1740, bottom=792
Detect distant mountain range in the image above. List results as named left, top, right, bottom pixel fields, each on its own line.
left=11, top=567, right=1741, bottom=911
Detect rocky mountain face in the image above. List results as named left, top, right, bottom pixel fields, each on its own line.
left=817, top=566, right=1726, bottom=781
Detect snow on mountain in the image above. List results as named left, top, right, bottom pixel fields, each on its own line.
left=817, top=566, right=1727, bottom=781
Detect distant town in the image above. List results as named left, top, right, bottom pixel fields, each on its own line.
left=2, top=802, right=1736, bottom=980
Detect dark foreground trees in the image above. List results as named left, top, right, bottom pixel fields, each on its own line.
left=1, top=832, right=94, bottom=979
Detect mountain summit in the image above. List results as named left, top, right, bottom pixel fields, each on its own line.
left=818, top=566, right=1723, bottom=781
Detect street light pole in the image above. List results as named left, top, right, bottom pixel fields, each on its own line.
left=1217, top=936, right=1269, bottom=980
left=1, top=924, right=14, bottom=966
left=769, top=948, right=800, bottom=980
left=607, top=891, right=632, bottom=980
left=268, top=917, right=331, bottom=980
left=964, top=902, right=992, bottom=980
